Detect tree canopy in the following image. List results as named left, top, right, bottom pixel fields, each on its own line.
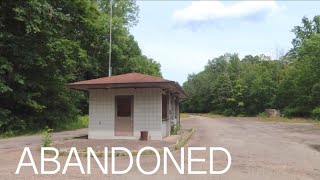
left=0, top=0, right=161, bottom=132
left=182, top=16, right=320, bottom=119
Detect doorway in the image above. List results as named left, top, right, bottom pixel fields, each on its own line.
left=115, top=96, right=133, bottom=136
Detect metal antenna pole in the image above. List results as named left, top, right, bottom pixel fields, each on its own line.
left=108, top=0, right=113, bottom=77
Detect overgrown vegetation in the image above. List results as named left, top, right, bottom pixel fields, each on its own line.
left=182, top=15, right=320, bottom=119
left=0, top=128, right=45, bottom=139
left=312, top=107, right=320, bottom=120
left=180, top=113, right=189, bottom=118
left=55, top=115, right=88, bottom=132
left=0, top=0, right=161, bottom=134
left=175, top=128, right=194, bottom=150
left=195, top=113, right=224, bottom=118
left=0, top=115, right=88, bottom=138
left=42, top=128, right=53, bottom=147
left=171, top=124, right=181, bottom=135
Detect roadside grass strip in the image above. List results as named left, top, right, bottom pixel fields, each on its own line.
left=175, top=128, right=195, bottom=150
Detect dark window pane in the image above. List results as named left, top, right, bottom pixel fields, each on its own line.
left=162, top=94, right=168, bottom=119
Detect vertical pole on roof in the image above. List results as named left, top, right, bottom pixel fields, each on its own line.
left=108, top=0, right=113, bottom=77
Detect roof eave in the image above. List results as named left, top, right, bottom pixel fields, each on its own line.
left=66, top=81, right=189, bottom=99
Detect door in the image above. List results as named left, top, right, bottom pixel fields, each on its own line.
left=115, top=96, right=133, bottom=136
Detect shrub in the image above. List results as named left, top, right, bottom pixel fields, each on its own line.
left=222, top=109, right=236, bottom=116
left=171, top=124, right=181, bottom=135
left=257, top=112, right=268, bottom=118
left=56, top=115, right=88, bottom=131
left=42, top=128, right=53, bottom=147
left=311, top=107, right=320, bottom=120
left=282, top=106, right=308, bottom=118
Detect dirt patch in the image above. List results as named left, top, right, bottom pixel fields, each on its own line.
left=73, top=135, right=88, bottom=139
left=310, top=144, right=320, bottom=152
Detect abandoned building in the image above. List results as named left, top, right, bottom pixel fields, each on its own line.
left=67, top=73, right=188, bottom=140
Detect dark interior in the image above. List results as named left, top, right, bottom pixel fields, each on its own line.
left=162, top=94, right=168, bottom=119
left=117, top=96, right=132, bottom=117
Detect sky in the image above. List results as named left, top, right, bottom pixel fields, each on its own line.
left=130, top=1, right=320, bottom=84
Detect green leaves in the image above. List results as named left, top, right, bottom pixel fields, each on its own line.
left=182, top=53, right=288, bottom=116
left=0, top=0, right=161, bottom=132
left=182, top=15, right=320, bottom=119
left=311, top=107, right=320, bottom=120
left=277, top=34, right=320, bottom=117
left=290, top=15, right=320, bottom=57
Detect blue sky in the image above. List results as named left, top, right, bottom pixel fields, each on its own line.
left=130, top=1, right=320, bottom=84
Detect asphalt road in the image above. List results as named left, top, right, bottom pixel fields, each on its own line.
left=1, top=115, right=320, bottom=179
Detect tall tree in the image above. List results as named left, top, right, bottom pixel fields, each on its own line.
left=0, top=0, right=161, bottom=132
left=290, top=15, right=320, bottom=56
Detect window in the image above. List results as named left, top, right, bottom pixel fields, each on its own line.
left=116, top=96, right=132, bottom=117
left=162, top=94, right=168, bottom=120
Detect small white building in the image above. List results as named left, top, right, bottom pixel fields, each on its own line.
left=67, top=73, right=188, bottom=140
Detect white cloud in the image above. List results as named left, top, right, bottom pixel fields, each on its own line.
left=173, top=1, right=284, bottom=26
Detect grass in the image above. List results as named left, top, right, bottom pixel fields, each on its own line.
left=55, top=115, right=88, bottom=132
left=257, top=116, right=320, bottom=124
left=180, top=113, right=190, bottom=118
left=175, top=128, right=195, bottom=150
left=0, top=115, right=88, bottom=139
left=189, top=112, right=320, bottom=125
left=180, top=113, right=224, bottom=119
left=42, top=128, right=53, bottom=147
left=193, top=113, right=224, bottom=118
left=0, top=129, right=47, bottom=139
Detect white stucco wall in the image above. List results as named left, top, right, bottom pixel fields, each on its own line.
left=88, top=88, right=163, bottom=140
left=161, top=120, right=170, bottom=137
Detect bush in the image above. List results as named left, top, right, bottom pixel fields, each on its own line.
left=257, top=112, right=268, bottom=118
left=0, top=130, right=15, bottom=138
left=56, top=115, right=88, bottom=131
left=171, top=124, right=181, bottom=135
left=222, top=109, right=236, bottom=116
left=311, top=107, right=320, bottom=120
left=282, top=106, right=308, bottom=118
left=42, top=128, right=53, bottom=147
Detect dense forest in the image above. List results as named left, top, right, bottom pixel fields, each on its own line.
left=0, top=0, right=161, bottom=133
left=182, top=16, right=320, bottom=119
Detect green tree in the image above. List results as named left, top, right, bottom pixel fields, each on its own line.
left=292, top=16, right=320, bottom=48
left=0, top=0, right=161, bottom=133
left=278, top=34, right=320, bottom=117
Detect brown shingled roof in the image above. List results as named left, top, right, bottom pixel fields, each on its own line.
left=69, top=73, right=171, bottom=85
left=66, top=73, right=188, bottom=98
